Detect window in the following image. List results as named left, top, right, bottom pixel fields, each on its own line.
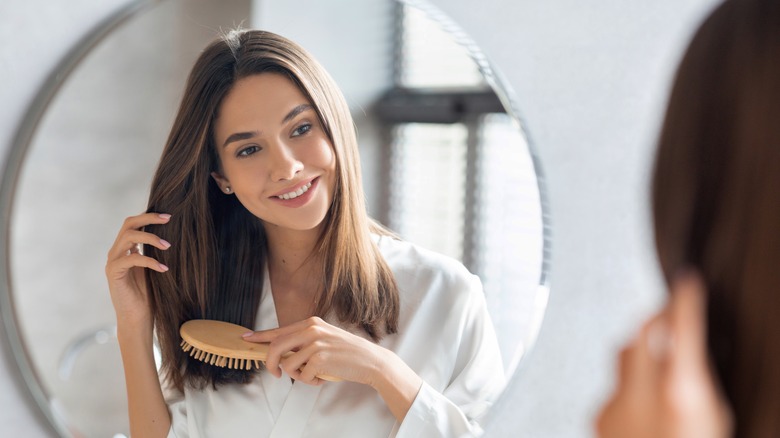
left=377, top=4, right=544, bottom=371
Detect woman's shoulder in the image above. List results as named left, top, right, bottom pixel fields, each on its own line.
left=374, top=234, right=472, bottom=276
left=373, top=234, right=480, bottom=304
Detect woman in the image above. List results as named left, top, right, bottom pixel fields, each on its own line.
left=597, top=0, right=780, bottom=436
left=105, top=30, right=503, bottom=437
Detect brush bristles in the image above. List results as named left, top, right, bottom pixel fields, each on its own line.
left=179, top=340, right=262, bottom=370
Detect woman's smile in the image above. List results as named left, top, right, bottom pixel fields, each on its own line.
left=270, top=177, right=319, bottom=207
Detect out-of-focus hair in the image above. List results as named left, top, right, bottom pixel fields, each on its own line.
left=653, top=0, right=780, bottom=435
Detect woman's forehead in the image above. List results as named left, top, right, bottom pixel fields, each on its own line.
left=215, top=73, right=313, bottom=138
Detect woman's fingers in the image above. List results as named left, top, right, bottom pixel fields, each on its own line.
left=111, top=213, right=171, bottom=248
left=263, top=329, right=319, bottom=378
left=110, top=229, right=172, bottom=259
left=243, top=316, right=325, bottom=343
left=598, top=318, right=662, bottom=436
left=279, top=344, right=321, bottom=377
left=248, top=319, right=352, bottom=383
left=242, top=329, right=278, bottom=343
left=663, top=271, right=732, bottom=436
left=632, top=314, right=667, bottom=381
left=106, top=213, right=171, bottom=330
left=107, top=253, right=169, bottom=278
left=667, top=272, right=707, bottom=371
left=121, top=212, right=172, bottom=232
left=244, top=318, right=328, bottom=377
left=245, top=318, right=376, bottom=385
left=273, top=343, right=331, bottom=386
left=596, top=269, right=732, bottom=438
left=107, top=221, right=171, bottom=280
left=291, top=349, right=326, bottom=386
left=108, top=213, right=172, bottom=260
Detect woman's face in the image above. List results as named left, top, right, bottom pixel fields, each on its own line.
left=212, top=73, right=337, bottom=232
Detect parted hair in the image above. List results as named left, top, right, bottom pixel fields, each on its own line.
left=143, top=30, right=399, bottom=392
left=652, top=0, right=780, bottom=435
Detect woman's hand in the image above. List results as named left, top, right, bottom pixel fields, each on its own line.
left=243, top=317, right=423, bottom=421
left=242, top=316, right=385, bottom=386
left=595, top=272, right=732, bottom=438
left=105, top=212, right=172, bottom=330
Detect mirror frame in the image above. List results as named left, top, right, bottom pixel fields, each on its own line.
left=0, top=0, right=551, bottom=435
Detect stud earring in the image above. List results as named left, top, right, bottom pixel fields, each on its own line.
left=225, top=187, right=231, bottom=194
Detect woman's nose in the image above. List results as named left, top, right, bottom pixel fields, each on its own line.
left=269, top=142, right=303, bottom=181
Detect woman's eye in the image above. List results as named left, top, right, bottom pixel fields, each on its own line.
left=292, top=123, right=312, bottom=137
left=237, top=145, right=259, bottom=157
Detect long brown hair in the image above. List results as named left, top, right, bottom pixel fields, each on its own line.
left=652, top=0, right=780, bottom=435
left=143, top=30, right=399, bottom=391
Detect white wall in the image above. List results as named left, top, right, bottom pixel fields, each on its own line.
left=0, top=0, right=719, bottom=437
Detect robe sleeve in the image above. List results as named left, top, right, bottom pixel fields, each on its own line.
left=395, top=274, right=506, bottom=438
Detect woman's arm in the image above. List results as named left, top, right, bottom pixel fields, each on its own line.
left=106, top=212, right=173, bottom=437
left=391, top=274, right=505, bottom=438
left=117, top=321, right=172, bottom=437
left=369, top=349, right=423, bottom=422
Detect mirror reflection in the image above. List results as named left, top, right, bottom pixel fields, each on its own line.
left=8, top=0, right=545, bottom=436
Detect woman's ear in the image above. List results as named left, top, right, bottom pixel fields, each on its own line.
left=211, top=171, right=232, bottom=194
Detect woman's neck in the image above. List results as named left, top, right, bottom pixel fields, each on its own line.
left=263, top=223, right=321, bottom=282
left=263, top=224, right=324, bottom=324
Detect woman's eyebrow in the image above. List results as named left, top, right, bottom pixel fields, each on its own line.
left=222, top=104, right=312, bottom=149
left=282, top=104, right=313, bottom=125
left=223, top=130, right=259, bottom=149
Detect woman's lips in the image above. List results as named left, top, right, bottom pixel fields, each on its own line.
left=270, top=177, right=319, bottom=208
left=270, top=177, right=317, bottom=198
left=276, top=180, right=313, bottom=200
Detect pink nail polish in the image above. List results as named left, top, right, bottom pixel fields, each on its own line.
left=242, top=331, right=253, bottom=337
left=160, top=239, right=171, bottom=248
left=159, top=263, right=169, bottom=272
left=159, top=213, right=172, bottom=220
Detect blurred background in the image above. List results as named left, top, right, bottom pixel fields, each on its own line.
left=0, top=0, right=718, bottom=437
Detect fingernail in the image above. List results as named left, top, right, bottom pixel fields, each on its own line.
left=159, top=263, right=169, bottom=272
left=160, top=239, right=171, bottom=248
left=647, top=319, right=671, bottom=361
left=159, top=213, right=172, bottom=220
left=242, top=331, right=253, bottom=338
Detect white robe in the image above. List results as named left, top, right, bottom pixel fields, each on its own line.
left=164, top=235, right=505, bottom=437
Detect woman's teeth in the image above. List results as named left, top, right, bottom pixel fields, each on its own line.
left=278, top=181, right=312, bottom=200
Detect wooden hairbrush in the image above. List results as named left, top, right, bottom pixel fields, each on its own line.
left=179, top=319, right=341, bottom=381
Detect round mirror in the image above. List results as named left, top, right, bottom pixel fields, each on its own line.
left=1, top=0, right=549, bottom=436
